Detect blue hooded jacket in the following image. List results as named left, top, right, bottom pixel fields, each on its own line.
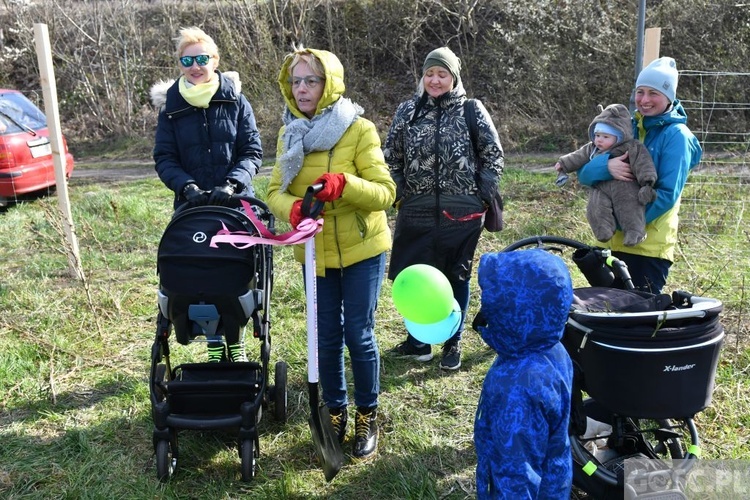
left=474, top=249, right=574, bottom=499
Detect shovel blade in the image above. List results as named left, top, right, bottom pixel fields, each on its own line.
left=308, top=392, right=344, bottom=481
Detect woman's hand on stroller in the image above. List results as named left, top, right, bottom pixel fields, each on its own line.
left=208, top=180, right=237, bottom=206
left=182, top=183, right=209, bottom=206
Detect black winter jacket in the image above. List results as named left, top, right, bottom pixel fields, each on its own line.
left=151, top=71, right=262, bottom=208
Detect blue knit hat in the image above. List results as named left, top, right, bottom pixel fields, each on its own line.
left=636, top=57, right=678, bottom=102
left=594, top=122, right=623, bottom=142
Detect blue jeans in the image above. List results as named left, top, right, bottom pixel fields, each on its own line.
left=407, top=277, right=469, bottom=347
left=305, top=253, right=385, bottom=409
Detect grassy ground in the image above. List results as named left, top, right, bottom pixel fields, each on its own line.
left=0, top=166, right=747, bottom=499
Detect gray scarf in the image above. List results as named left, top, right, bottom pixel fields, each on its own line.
left=278, top=97, right=363, bottom=192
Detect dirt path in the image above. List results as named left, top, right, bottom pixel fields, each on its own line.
left=71, top=159, right=278, bottom=182
left=70, top=152, right=748, bottom=184
left=71, top=155, right=557, bottom=183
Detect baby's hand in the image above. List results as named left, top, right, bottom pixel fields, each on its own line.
left=554, top=162, right=563, bottom=172
left=555, top=172, right=569, bottom=187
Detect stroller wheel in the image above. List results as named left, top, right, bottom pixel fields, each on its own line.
left=240, top=439, right=256, bottom=481
left=273, top=361, right=288, bottom=424
left=155, top=440, right=175, bottom=482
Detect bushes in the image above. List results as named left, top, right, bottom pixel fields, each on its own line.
left=0, top=0, right=747, bottom=155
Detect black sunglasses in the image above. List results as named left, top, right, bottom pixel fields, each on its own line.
left=179, top=54, right=212, bottom=67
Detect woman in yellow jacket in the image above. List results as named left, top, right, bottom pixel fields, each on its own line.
left=266, top=47, right=395, bottom=460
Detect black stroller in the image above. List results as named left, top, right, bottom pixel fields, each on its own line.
left=149, top=196, right=287, bottom=482
left=501, top=236, right=724, bottom=500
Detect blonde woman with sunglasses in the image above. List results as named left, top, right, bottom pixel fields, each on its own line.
left=150, top=27, right=263, bottom=363
left=151, top=26, right=262, bottom=211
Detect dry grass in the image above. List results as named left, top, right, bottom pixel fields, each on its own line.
left=0, top=166, right=747, bottom=499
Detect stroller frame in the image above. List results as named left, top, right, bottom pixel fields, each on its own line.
left=149, top=196, right=287, bottom=482
left=501, top=236, right=724, bottom=500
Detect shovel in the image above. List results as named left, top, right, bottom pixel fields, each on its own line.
left=302, top=184, right=344, bottom=482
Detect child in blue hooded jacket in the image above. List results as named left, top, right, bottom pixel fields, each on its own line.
left=474, top=249, right=573, bottom=499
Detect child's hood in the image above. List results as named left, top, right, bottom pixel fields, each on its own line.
left=588, top=103, right=633, bottom=144
left=477, top=249, right=573, bottom=358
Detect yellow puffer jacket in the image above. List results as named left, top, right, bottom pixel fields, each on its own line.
left=266, top=48, right=396, bottom=275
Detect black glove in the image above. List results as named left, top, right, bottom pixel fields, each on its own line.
left=208, top=180, right=236, bottom=206
left=182, top=183, right=208, bottom=206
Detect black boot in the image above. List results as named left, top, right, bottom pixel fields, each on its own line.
left=352, top=406, right=378, bottom=459
left=328, top=406, right=348, bottom=443
left=329, top=406, right=347, bottom=444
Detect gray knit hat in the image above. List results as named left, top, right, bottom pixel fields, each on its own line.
left=423, top=47, right=461, bottom=88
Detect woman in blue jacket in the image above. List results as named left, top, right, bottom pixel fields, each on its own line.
left=576, top=57, right=702, bottom=293
left=151, top=26, right=262, bottom=210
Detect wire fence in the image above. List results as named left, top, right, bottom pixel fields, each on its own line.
left=676, top=70, right=749, bottom=345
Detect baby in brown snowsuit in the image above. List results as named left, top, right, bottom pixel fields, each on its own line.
left=555, top=103, right=657, bottom=246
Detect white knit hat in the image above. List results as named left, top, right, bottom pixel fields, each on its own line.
left=635, top=57, right=678, bottom=102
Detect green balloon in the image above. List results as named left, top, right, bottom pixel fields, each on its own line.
left=391, top=264, right=454, bottom=324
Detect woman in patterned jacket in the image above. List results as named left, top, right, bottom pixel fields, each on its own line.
left=383, top=46, right=504, bottom=370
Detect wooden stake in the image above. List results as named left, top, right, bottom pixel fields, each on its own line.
left=33, top=23, right=85, bottom=281
left=643, top=27, right=662, bottom=67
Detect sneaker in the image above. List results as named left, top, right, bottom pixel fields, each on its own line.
left=352, top=406, right=378, bottom=459
left=439, top=341, right=461, bottom=371
left=329, top=406, right=348, bottom=444
left=227, top=342, right=247, bottom=362
left=388, top=340, right=433, bottom=362
left=207, top=344, right=226, bottom=363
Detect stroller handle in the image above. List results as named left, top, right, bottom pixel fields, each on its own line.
left=173, top=194, right=270, bottom=216
left=502, top=235, right=589, bottom=252
left=502, top=235, right=634, bottom=289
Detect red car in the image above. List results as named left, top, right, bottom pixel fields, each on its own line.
left=0, top=89, right=74, bottom=206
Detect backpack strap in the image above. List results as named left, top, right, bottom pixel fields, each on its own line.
left=464, top=98, right=480, bottom=158
left=408, top=92, right=430, bottom=126
left=465, top=98, right=483, bottom=192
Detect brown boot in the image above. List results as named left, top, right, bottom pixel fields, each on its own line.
left=352, top=406, right=378, bottom=459
left=329, top=406, right=347, bottom=444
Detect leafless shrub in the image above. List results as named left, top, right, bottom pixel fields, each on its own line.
left=0, top=0, right=746, bottom=155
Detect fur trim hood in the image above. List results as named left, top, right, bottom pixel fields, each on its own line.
left=149, top=71, right=242, bottom=110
